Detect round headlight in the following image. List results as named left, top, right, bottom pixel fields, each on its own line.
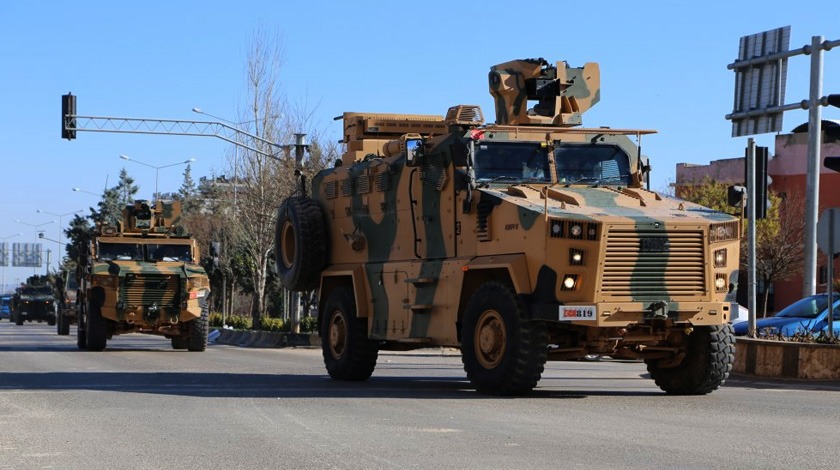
left=570, top=224, right=582, bottom=237
left=563, top=276, right=576, bottom=289
left=715, top=277, right=726, bottom=289
left=552, top=223, right=561, bottom=234
left=572, top=252, right=582, bottom=263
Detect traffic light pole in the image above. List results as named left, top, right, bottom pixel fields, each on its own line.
left=803, top=36, right=825, bottom=297
left=727, top=33, right=840, bottom=299
left=747, top=139, right=757, bottom=338
left=61, top=93, right=303, bottom=161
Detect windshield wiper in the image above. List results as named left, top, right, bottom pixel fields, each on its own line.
left=566, top=174, right=631, bottom=187
left=477, top=175, right=521, bottom=187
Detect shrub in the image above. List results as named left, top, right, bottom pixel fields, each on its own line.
left=209, top=312, right=224, bottom=328
left=299, top=315, right=319, bottom=333
left=758, top=330, right=840, bottom=345
left=258, top=316, right=288, bottom=332
left=225, top=315, right=252, bottom=330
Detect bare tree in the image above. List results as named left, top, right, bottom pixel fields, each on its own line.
left=755, top=191, right=805, bottom=315
left=231, top=28, right=298, bottom=329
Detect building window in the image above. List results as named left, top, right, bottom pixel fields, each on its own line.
left=819, top=264, right=827, bottom=285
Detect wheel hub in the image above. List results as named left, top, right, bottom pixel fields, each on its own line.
left=475, top=309, right=506, bottom=369
left=328, top=311, right=347, bottom=360
left=281, top=221, right=296, bottom=268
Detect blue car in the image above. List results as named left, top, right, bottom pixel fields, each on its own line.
left=0, top=296, right=10, bottom=320
left=733, top=293, right=840, bottom=337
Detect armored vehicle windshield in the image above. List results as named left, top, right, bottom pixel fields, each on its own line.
left=147, top=244, right=193, bottom=262
left=473, top=141, right=633, bottom=186
left=554, top=143, right=632, bottom=186
left=474, top=142, right=551, bottom=184
left=22, top=286, right=53, bottom=296
left=97, top=242, right=143, bottom=261
left=96, top=241, right=194, bottom=262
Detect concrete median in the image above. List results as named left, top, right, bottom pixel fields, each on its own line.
left=212, top=328, right=320, bottom=349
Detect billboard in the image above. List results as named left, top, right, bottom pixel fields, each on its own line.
left=12, top=242, right=42, bottom=268
left=730, top=26, right=790, bottom=137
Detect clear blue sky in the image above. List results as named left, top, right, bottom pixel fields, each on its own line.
left=1, top=0, right=838, bottom=287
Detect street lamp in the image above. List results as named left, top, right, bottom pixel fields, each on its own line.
left=119, top=155, right=196, bottom=201
left=72, top=187, right=100, bottom=197
left=193, top=107, right=256, bottom=207
left=36, top=209, right=83, bottom=270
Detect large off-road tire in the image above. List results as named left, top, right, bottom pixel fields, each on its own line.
left=461, top=281, right=549, bottom=396
left=85, top=300, right=108, bottom=352
left=14, top=312, right=24, bottom=326
left=645, top=324, right=735, bottom=395
left=275, top=196, right=327, bottom=292
left=321, top=286, right=378, bottom=381
left=76, top=306, right=87, bottom=350
left=186, top=298, right=209, bottom=352
left=47, top=314, right=56, bottom=327
left=57, top=313, right=70, bottom=335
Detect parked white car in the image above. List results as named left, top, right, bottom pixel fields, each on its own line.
left=730, top=302, right=749, bottom=324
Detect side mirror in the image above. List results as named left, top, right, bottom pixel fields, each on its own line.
left=405, top=138, right=424, bottom=167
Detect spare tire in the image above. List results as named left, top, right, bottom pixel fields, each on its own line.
left=275, top=196, right=327, bottom=291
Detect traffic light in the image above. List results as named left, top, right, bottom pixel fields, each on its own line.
left=727, top=185, right=746, bottom=207
left=61, top=93, right=76, bottom=140
left=826, top=156, right=840, bottom=173
left=744, top=146, right=770, bottom=219
left=755, top=146, right=769, bottom=219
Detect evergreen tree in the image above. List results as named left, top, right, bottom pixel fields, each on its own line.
left=63, top=214, right=94, bottom=263
left=178, top=164, right=200, bottom=213
left=88, top=168, right=139, bottom=225
left=116, top=168, right=139, bottom=206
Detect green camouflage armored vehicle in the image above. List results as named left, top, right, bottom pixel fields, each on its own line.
left=12, top=283, right=57, bottom=326
left=77, top=200, right=211, bottom=351
left=276, top=58, right=739, bottom=395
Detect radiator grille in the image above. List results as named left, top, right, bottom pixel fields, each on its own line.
left=122, top=274, right=181, bottom=307
left=602, top=229, right=706, bottom=299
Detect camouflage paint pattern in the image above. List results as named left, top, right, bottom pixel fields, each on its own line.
left=303, top=58, right=739, bottom=358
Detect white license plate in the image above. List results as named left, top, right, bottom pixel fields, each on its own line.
left=558, top=305, right=597, bottom=321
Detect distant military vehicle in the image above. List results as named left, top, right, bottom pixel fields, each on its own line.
left=12, top=283, right=56, bottom=326
left=56, top=269, right=78, bottom=335
left=277, top=58, right=739, bottom=395
left=76, top=200, right=211, bottom=351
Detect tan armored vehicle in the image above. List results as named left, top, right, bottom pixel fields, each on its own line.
left=277, top=58, right=739, bottom=395
left=77, top=200, right=211, bottom=351
left=56, top=269, right=78, bottom=335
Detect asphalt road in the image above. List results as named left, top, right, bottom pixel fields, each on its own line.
left=2, top=321, right=839, bottom=470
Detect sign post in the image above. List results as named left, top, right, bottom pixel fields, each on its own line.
left=817, top=208, right=840, bottom=339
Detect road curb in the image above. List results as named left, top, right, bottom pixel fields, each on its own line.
left=734, top=337, right=840, bottom=380
left=212, top=328, right=320, bottom=348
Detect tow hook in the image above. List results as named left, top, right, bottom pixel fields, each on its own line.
left=645, top=300, right=669, bottom=319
